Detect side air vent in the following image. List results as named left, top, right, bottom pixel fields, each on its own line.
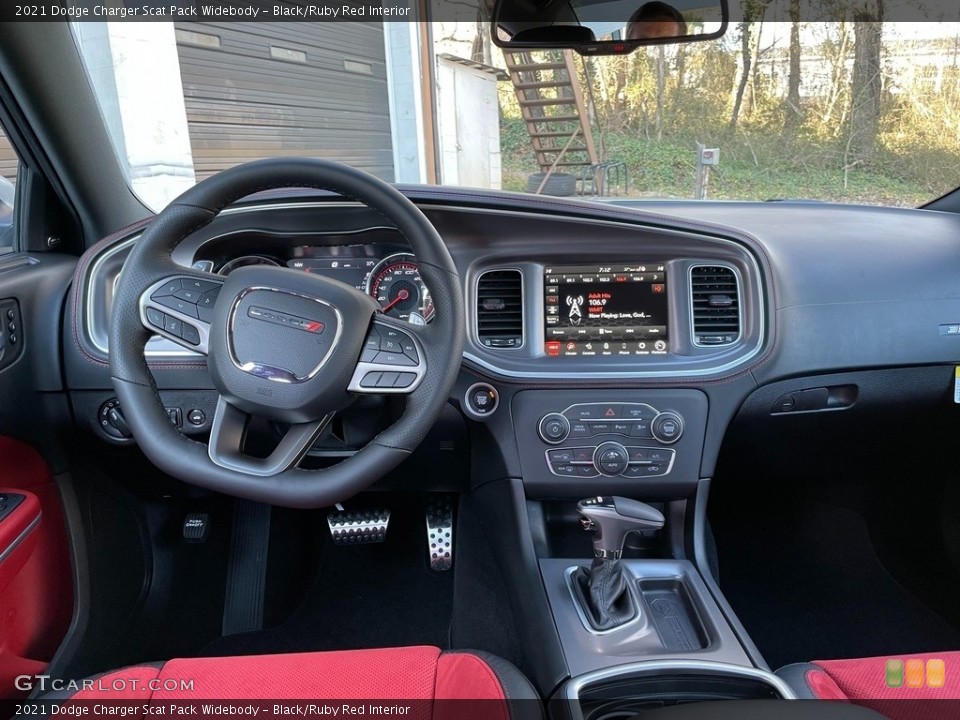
left=691, top=265, right=740, bottom=346
left=476, top=269, right=524, bottom=349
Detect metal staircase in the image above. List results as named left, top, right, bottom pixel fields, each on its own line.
left=503, top=49, right=627, bottom=196
left=503, top=49, right=599, bottom=191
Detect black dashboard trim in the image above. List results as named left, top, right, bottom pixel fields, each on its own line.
left=73, top=198, right=775, bottom=382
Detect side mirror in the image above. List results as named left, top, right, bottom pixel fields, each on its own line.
left=492, top=0, right=728, bottom=56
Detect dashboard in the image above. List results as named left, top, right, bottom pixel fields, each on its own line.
left=60, top=185, right=960, bottom=499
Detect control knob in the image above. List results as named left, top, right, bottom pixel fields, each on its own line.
left=651, top=411, right=684, bottom=444
left=593, top=442, right=630, bottom=476
left=538, top=413, right=570, bottom=444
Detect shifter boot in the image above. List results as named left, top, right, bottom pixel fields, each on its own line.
left=573, top=557, right=636, bottom=630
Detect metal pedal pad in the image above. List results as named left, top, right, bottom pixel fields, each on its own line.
left=328, top=508, right=390, bottom=545
left=426, top=496, right=454, bottom=571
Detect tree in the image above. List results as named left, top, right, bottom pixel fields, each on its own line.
left=728, top=0, right=770, bottom=131
left=729, top=23, right=752, bottom=131
left=847, top=2, right=884, bottom=165
left=783, top=0, right=803, bottom=139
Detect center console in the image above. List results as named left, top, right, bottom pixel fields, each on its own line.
left=513, top=390, right=707, bottom=497
left=512, top=392, right=787, bottom=715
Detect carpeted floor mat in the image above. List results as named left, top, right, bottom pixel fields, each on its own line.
left=200, top=500, right=454, bottom=657
left=713, top=502, right=960, bottom=669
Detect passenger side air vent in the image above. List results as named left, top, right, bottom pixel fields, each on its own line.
left=691, top=265, right=740, bottom=346
left=476, top=269, right=523, bottom=349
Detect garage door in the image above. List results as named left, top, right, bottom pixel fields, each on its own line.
left=0, top=128, right=16, bottom=184
left=175, top=22, right=394, bottom=182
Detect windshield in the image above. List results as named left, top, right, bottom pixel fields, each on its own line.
left=72, top=20, right=960, bottom=210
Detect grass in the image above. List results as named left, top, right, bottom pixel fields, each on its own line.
left=500, top=118, right=936, bottom=207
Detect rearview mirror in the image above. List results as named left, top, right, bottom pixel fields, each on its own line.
left=491, top=0, right=728, bottom=55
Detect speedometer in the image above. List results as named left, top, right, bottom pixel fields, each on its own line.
left=366, top=253, right=434, bottom=325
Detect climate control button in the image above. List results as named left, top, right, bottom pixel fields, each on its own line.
left=593, top=442, right=630, bottom=476
left=538, top=413, right=570, bottom=444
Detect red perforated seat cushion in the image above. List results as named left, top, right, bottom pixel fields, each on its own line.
left=56, top=646, right=538, bottom=720
left=782, top=652, right=960, bottom=720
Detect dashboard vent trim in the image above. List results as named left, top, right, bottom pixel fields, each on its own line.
left=475, top=269, right=524, bottom=350
left=690, top=265, right=741, bottom=347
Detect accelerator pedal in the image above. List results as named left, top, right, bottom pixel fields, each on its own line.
left=426, top=495, right=454, bottom=571
left=327, top=507, right=390, bottom=545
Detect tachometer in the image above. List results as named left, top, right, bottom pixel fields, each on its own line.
left=218, top=255, right=281, bottom=275
left=366, top=253, right=434, bottom=325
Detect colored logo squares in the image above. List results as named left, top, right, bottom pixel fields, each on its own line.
left=885, top=658, right=945, bottom=688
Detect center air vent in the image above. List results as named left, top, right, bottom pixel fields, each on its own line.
left=476, top=269, right=523, bottom=349
left=691, top=265, right=740, bottom=346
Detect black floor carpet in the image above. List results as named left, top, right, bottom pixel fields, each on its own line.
left=201, top=499, right=454, bottom=657
left=713, top=502, right=960, bottom=669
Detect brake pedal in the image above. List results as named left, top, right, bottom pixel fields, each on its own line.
left=426, top=496, right=454, bottom=571
left=328, top=508, right=390, bottom=545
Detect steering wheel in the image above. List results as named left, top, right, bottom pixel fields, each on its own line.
left=109, top=158, right=465, bottom=508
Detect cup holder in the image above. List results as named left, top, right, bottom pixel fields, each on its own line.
left=563, top=661, right=795, bottom=720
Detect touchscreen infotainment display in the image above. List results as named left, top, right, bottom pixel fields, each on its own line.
left=544, top=264, right=668, bottom=357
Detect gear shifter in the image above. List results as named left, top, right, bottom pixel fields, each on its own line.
left=572, top=496, right=665, bottom=631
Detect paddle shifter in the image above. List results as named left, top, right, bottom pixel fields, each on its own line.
left=573, top=496, right=665, bottom=631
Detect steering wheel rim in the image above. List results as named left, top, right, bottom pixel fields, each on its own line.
left=109, top=158, right=464, bottom=508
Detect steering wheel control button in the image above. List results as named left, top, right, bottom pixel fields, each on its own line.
left=359, top=372, right=381, bottom=388
left=197, top=288, right=221, bottom=321
left=364, top=330, right=381, bottom=350
left=374, top=350, right=416, bottom=367
left=146, top=307, right=165, bottom=330
left=152, top=279, right=183, bottom=297
left=181, top=323, right=201, bottom=346
left=538, top=413, right=570, bottom=444
left=594, top=442, right=630, bottom=476
left=173, top=287, right=203, bottom=303
left=349, top=322, right=426, bottom=395
left=164, top=315, right=183, bottom=337
left=184, top=278, right=221, bottom=294
left=378, top=371, right=400, bottom=387
left=154, top=295, right=200, bottom=318
left=464, top=383, right=499, bottom=419
left=651, top=412, right=684, bottom=444
left=141, top=276, right=227, bottom=353
left=394, top=372, right=417, bottom=389
left=400, top=336, right=418, bottom=357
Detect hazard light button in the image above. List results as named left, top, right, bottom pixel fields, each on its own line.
left=599, top=404, right=622, bottom=418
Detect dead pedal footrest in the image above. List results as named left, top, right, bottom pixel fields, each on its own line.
left=327, top=508, right=390, bottom=545
left=426, top=496, right=454, bottom=571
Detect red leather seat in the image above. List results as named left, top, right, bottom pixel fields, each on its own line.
left=54, top=646, right=540, bottom=718
left=778, top=652, right=960, bottom=720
